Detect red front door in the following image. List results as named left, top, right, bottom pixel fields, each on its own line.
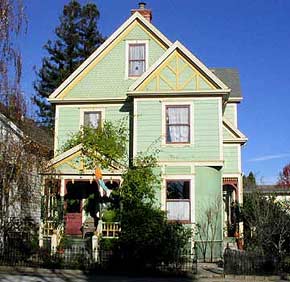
left=65, top=197, right=82, bottom=235
left=65, top=212, right=82, bottom=235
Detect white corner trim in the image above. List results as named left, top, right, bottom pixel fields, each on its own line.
left=125, top=40, right=149, bottom=80
left=133, top=99, right=138, bottom=158
left=218, top=98, right=223, bottom=161
left=49, top=12, right=171, bottom=100
left=129, top=41, right=231, bottom=92
left=54, top=106, right=60, bottom=156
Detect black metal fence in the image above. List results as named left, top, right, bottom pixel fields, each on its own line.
left=0, top=243, right=197, bottom=275
left=98, top=247, right=197, bottom=275
left=224, top=248, right=278, bottom=275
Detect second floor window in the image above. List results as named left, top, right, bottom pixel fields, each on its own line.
left=166, top=105, right=190, bottom=144
left=84, top=111, right=101, bottom=129
left=128, top=43, right=146, bottom=77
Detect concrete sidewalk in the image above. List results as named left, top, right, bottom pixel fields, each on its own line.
left=0, top=264, right=288, bottom=282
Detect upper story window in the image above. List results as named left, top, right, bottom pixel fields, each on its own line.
left=83, top=111, right=102, bottom=129
left=128, top=43, right=146, bottom=77
left=166, top=105, right=190, bottom=144
left=166, top=180, right=191, bottom=222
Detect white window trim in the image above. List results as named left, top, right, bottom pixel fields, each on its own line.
left=79, top=107, right=105, bottom=129
left=161, top=175, right=195, bottom=224
left=125, top=40, right=149, bottom=80
left=161, top=101, right=194, bottom=146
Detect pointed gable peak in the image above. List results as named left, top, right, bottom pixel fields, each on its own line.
left=49, top=11, right=172, bottom=100
left=129, top=40, right=231, bottom=93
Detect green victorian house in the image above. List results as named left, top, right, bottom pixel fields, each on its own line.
left=44, top=3, right=247, bottom=258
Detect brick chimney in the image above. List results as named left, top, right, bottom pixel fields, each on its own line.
left=131, top=2, right=152, bottom=22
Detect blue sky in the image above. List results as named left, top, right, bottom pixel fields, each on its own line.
left=19, top=0, right=290, bottom=184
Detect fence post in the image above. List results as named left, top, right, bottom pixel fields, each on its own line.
left=51, top=230, right=57, bottom=253
left=92, top=233, right=99, bottom=263
left=39, top=222, right=44, bottom=248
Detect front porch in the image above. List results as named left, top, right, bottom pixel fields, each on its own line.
left=40, top=177, right=121, bottom=251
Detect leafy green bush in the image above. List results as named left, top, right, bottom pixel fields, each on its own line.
left=115, top=203, right=192, bottom=270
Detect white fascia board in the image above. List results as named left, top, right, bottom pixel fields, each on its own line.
left=223, top=118, right=247, bottom=139
left=128, top=89, right=230, bottom=95
left=174, top=41, right=230, bottom=90
left=228, top=97, right=243, bottom=103
left=49, top=98, right=127, bottom=104
left=129, top=41, right=231, bottom=92
left=48, top=144, right=82, bottom=167
left=49, top=12, right=172, bottom=100
left=0, top=112, right=24, bottom=138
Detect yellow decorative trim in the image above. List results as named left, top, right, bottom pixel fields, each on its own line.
left=58, top=20, right=167, bottom=100
left=137, top=50, right=217, bottom=92
left=53, top=151, right=81, bottom=168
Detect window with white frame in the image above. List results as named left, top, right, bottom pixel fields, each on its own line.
left=166, top=105, right=190, bottom=144
left=166, top=180, right=190, bottom=222
left=128, top=43, right=146, bottom=77
left=83, top=111, right=102, bottom=129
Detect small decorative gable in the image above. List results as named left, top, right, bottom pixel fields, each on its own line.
left=137, top=50, right=215, bottom=92
left=129, top=41, right=230, bottom=93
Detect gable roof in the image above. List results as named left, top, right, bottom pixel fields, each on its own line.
left=211, top=68, right=242, bottom=99
left=49, top=12, right=172, bottom=101
left=128, top=41, right=231, bottom=93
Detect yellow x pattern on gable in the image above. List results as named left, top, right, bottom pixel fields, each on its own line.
left=53, top=151, right=86, bottom=173
left=137, top=51, right=217, bottom=92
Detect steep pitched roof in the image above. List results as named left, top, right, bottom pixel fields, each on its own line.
left=211, top=68, right=242, bottom=98
left=49, top=12, right=172, bottom=100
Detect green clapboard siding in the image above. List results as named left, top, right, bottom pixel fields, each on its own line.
left=64, top=24, right=166, bottom=100
left=164, top=166, right=192, bottom=175
left=195, top=166, right=223, bottom=260
left=224, top=104, right=236, bottom=125
left=56, top=105, right=130, bottom=152
left=223, top=125, right=235, bottom=140
left=223, top=145, right=239, bottom=173
left=57, top=107, right=80, bottom=151
left=136, top=99, right=220, bottom=161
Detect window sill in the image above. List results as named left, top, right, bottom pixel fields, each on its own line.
left=161, top=143, right=192, bottom=148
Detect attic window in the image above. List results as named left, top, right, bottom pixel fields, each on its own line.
left=128, top=43, right=146, bottom=77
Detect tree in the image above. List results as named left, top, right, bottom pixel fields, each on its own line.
left=34, top=0, right=105, bottom=127
left=243, top=171, right=257, bottom=190
left=242, top=192, right=290, bottom=262
left=277, top=163, right=290, bottom=187
left=0, top=0, right=27, bottom=122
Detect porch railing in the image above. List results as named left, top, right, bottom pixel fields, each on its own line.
left=102, top=222, right=120, bottom=238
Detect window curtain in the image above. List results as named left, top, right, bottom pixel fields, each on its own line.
left=129, top=45, right=145, bottom=76
left=167, top=107, right=189, bottom=142
left=84, top=112, right=101, bottom=129
left=167, top=201, right=190, bottom=221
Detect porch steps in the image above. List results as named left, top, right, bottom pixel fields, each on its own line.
left=65, top=236, right=90, bottom=249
